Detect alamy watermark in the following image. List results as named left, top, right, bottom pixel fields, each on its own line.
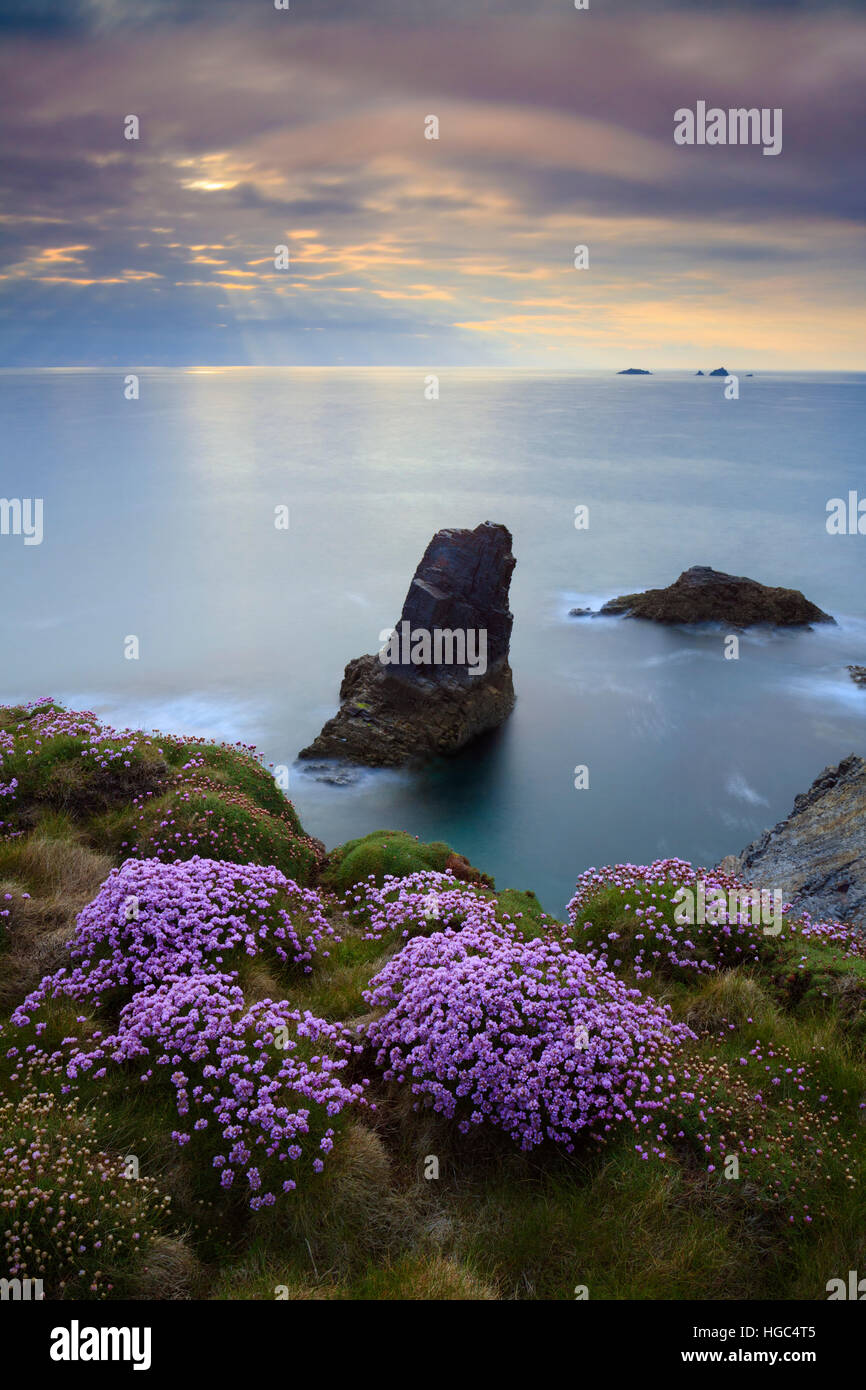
left=674, top=102, right=782, bottom=157
left=826, top=491, right=866, bottom=535
left=378, top=623, right=488, bottom=676
left=49, top=1321, right=151, bottom=1370
left=827, top=1271, right=866, bottom=1300
left=673, top=881, right=783, bottom=935
left=1, top=1276, right=44, bottom=1300
left=0, top=498, right=43, bottom=545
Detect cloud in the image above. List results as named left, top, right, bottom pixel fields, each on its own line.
left=0, top=6, right=863, bottom=365
left=0, top=0, right=861, bottom=34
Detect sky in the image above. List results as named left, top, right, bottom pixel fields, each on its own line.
left=0, top=0, right=863, bottom=369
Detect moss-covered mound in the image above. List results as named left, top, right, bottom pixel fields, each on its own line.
left=0, top=700, right=320, bottom=885
left=319, top=829, right=493, bottom=895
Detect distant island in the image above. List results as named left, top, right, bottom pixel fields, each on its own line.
left=617, top=367, right=652, bottom=375
left=708, top=366, right=728, bottom=377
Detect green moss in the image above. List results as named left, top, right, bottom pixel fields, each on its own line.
left=320, top=830, right=491, bottom=895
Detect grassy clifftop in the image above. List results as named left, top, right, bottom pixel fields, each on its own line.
left=1, top=700, right=865, bottom=1302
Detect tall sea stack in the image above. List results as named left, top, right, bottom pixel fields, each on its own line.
left=299, top=522, right=516, bottom=767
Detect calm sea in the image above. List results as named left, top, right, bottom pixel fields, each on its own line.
left=1, top=367, right=864, bottom=915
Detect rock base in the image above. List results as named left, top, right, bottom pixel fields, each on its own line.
left=299, top=655, right=515, bottom=766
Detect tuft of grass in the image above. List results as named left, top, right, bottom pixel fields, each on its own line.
left=340, top=1253, right=498, bottom=1301
left=0, top=829, right=112, bottom=1009
left=683, top=968, right=779, bottom=1031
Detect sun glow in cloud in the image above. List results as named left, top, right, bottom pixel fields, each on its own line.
left=182, top=180, right=239, bottom=192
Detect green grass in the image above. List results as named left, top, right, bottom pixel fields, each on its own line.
left=3, top=701, right=866, bottom=1300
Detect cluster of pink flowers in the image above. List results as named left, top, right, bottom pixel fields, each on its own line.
left=0, top=698, right=319, bottom=870
left=71, top=975, right=364, bottom=1210
left=363, top=910, right=694, bottom=1151
left=1, top=698, right=152, bottom=785
left=567, top=859, right=865, bottom=981
left=343, top=869, right=502, bottom=941
left=0, top=1081, right=174, bottom=1297
left=567, top=859, right=765, bottom=979
left=0, top=719, right=16, bottom=821
left=792, top=911, right=866, bottom=955
left=14, top=857, right=337, bottom=1019
left=1, top=699, right=145, bottom=836
left=119, top=767, right=319, bottom=869
left=11, top=858, right=365, bottom=1209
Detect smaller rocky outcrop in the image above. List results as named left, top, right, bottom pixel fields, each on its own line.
left=848, top=666, right=866, bottom=687
left=718, top=755, right=866, bottom=925
left=597, top=566, right=834, bottom=628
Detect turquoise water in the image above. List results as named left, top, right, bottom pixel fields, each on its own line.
left=1, top=367, right=864, bottom=914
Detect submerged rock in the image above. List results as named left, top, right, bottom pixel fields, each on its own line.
left=599, top=565, right=834, bottom=628
left=848, top=665, right=866, bottom=687
left=301, top=761, right=362, bottom=786
left=298, top=522, right=516, bottom=767
left=719, top=755, right=866, bottom=925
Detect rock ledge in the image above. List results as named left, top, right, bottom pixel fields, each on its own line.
left=718, top=755, right=866, bottom=925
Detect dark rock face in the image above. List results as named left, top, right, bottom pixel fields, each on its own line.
left=718, top=756, right=866, bottom=925
left=599, top=566, right=834, bottom=628
left=298, top=522, right=516, bottom=767
left=848, top=665, right=866, bottom=687
left=398, top=522, right=515, bottom=671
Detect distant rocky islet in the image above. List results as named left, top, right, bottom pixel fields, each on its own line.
left=570, top=565, right=835, bottom=628
left=616, top=367, right=741, bottom=377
